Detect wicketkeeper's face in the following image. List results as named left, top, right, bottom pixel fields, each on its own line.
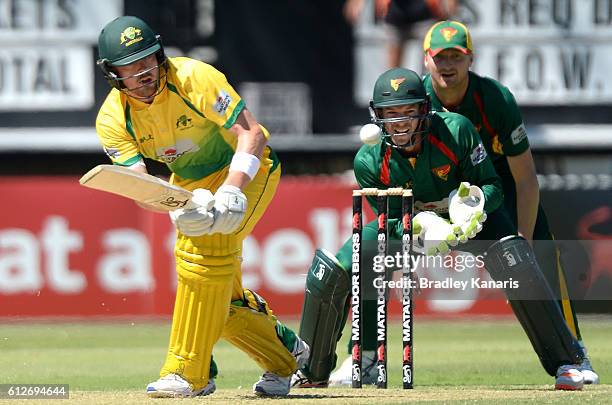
left=381, top=104, right=423, bottom=152
left=113, top=54, right=162, bottom=101
left=424, top=48, right=472, bottom=90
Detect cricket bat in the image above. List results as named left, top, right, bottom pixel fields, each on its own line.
left=79, top=165, right=195, bottom=211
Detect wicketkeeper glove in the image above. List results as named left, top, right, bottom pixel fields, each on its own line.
left=209, top=185, right=248, bottom=235
left=448, top=182, right=487, bottom=241
left=412, top=211, right=462, bottom=256
left=169, top=188, right=215, bottom=236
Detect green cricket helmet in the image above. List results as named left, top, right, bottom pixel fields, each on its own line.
left=96, top=16, right=167, bottom=97
left=369, top=68, right=431, bottom=149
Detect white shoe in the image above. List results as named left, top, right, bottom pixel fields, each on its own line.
left=555, top=365, right=584, bottom=391
left=328, top=351, right=377, bottom=386
left=253, top=335, right=311, bottom=396
left=253, top=372, right=291, bottom=397
left=146, top=374, right=216, bottom=398
left=578, top=343, right=600, bottom=384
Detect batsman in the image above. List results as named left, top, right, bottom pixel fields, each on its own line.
left=94, top=16, right=308, bottom=397
left=292, top=67, right=587, bottom=390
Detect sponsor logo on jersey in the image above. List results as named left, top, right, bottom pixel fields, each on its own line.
left=432, top=164, right=451, bottom=181
left=175, top=115, right=193, bottom=130
left=104, top=147, right=121, bottom=158
left=511, top=123, right=527, bottom=145
left=214, top=91, right=232, bottom=114
left=156, top=139, right=200, bottom=163
left=440, top=27, right=458, bottom=42
left=390, top=77, right=405, bottom=91
left=120, top=27, right=143, bottom=47
left=470, top=143, right=487, bottom=166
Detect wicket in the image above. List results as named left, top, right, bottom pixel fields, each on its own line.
left=351, top=187, right=414, bottom=389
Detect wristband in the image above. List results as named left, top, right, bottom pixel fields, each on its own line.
left=229, top=152, right=260, bottom=180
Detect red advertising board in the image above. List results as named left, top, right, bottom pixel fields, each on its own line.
left=0, top=175, right=534, bottom=318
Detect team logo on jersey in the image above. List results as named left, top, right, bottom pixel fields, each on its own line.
left=432, top=164, right=451, bottom=181
left=492, top=135, right=503, bottom=154
left=214, top=91, right=232, bottom=114
left=176, top=115, right=193, bottom=130
left=138, top=134, right=154, bottom=144
left=390, top=77, right=406, bottom=91
left=440, top=27, right=458, bottom=42
left=470, top=143, right=487, bottom=166
left=120, top=27, right=143, bottom=47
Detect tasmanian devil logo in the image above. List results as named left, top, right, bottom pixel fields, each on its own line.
left=432, top=164, right=451, bottom=181
left=440, top=27, right=458, bottom=42
left=390, top=77, right=406, bottom=91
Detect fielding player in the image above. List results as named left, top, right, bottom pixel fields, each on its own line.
left=421, top=20, right=597, bottom=384
left=292, top=68, right=587, bottom=390
left=94, top=16, right=308, bottom=397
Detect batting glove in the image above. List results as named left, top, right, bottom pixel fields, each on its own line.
left=169, top=188, right=215, bottom=236
left=209, top=185, right=248, bottom=234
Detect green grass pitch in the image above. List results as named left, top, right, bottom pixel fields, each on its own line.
left=1, top=317, right=610, bottom=404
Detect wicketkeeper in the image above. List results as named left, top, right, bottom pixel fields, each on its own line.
left=292, top=68, right=587, bottom=391
left=94, top=16, right=308, bottom=398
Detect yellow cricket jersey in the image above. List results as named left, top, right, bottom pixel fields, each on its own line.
left=95, top=57, right=279, bottom=181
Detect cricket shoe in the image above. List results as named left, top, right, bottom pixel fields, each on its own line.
left=555, top=365, right=584, bottom=391
left=328, top=350, right=378, bottom=386
left=146, top=374, right=216, bottom=398
left=253, top=335, right=311, bottom=396
left=578, top=345, right=599, bottom=384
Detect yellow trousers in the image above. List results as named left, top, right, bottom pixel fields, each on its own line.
left=160, top=163, right=296, bottom=389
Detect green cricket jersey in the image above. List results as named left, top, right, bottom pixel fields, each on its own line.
left=354, top=111, right=503, bottom=218
left=423, top=72, right=530, bottom=180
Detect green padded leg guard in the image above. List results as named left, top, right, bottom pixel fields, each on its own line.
left=484, top=235, right=584, bottom=376
left=298, top=249, right=351, bottom=383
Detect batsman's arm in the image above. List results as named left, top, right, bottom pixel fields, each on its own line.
left=224, top=108, right=267, bottom=190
